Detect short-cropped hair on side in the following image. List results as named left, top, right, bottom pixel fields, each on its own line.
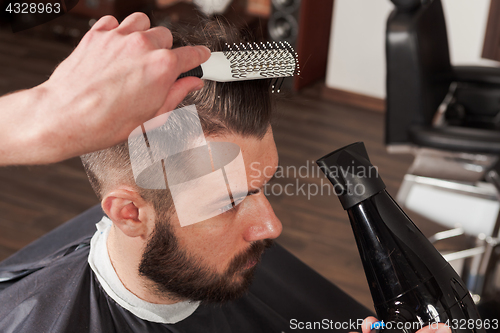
left=81, top=18, right=275, bottom=218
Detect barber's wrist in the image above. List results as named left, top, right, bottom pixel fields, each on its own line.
left=30, top=81, right=89, bottom=164
left=18, top=85, right=65, bottom=165
left=11, top=82, right=82, bottom=165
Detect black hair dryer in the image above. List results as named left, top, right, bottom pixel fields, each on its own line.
left=316, top=142, right=485, bottom=333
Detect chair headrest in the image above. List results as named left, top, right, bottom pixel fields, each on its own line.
left=390, top=0, right=422, bottom=11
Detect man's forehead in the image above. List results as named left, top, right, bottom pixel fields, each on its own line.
left=127, top=105, right=276, bottom=227
left=206, top=127, right=277, bottom=166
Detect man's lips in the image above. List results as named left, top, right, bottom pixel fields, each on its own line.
left=242, top=248, right=265, bottom=271
left=230, top=239, right=274, bottom=275
left=244, top=257, right=258, bottom=270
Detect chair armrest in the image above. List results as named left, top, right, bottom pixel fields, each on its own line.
left=453, top=66, right=500, bottom=85
left=409, top=125, right=500, bottom=154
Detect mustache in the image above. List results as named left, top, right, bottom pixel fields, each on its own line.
left=226, top=239, right=274, bottom=276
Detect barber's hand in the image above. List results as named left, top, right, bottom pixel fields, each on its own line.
left=34, top=13, right=210, bottom=162
left=354, top=316, right=451, bottom=333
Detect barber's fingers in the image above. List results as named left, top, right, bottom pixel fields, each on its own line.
left=357, top=316, right=378, bottom=333
left=141, top=26, right=174, bottom=49
left=169, top=45, right=211, bottom=74
left=156, top=77, right=204, bottom=117
left=417, top=323, right=451, bottom=333
left=117, top=12, right=151, bottom=34
left=91, top=15, right=119, bottom=31
left=147, top=46, right=210, bottom=116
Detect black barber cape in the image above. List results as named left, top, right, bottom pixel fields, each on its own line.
left=0, top=206, right=372, bottom=333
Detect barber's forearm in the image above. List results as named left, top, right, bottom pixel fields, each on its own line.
left=0, top=87, right=43, bottom=166
left=0, top=14, right=210, bottom=167
left=0, top=84, right=82, bottom=166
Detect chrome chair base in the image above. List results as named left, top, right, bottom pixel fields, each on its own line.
left=393, top=147, right=500, bottom=301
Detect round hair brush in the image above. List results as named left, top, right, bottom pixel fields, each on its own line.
left=178, top=41, right=300, bottom=92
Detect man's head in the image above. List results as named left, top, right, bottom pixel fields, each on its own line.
left=81, top=19, right=282, bottom=303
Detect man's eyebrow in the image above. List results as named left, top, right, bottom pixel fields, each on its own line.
left=247, top=167, right=278, bottom=195
left=243, top=161, right=280, bottom=196
left=211, top=161, right=281, bottom=204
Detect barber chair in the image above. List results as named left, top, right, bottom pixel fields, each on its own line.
left=386, top=0, right=500, bottom=315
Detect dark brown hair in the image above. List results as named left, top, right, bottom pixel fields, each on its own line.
left=81, top=18, right=274, bottom=212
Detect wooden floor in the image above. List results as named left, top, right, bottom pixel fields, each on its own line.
left=0, top=29, right=449, bottom=312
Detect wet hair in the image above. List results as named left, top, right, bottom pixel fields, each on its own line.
left=80, top=18, right=274, bottom=214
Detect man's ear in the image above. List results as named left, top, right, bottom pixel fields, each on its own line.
left=101, top=189, right=154, bottom=239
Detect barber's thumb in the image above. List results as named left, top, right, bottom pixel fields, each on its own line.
left=155, top=77, right=204, bottom=116
left=196, top=45, right=211, bottom=62
left=358, top=317, right=378, bottom=333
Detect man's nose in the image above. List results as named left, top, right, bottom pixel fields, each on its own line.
left=242, top=194, right=283, bottom=242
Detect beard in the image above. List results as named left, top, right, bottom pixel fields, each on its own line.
left=138, top=212, right=274, bottom=303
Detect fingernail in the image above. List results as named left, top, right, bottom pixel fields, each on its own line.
left=190, top=81, right=204, bottom=93
left=436, top=325, right=451, bottom=333
left=199, top=45, right=211, bottom=57
left=370, top=321, right=385, bottom=330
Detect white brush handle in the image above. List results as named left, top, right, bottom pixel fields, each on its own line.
left=200, top=52, right=267, bottom=82
left=199, top=52, right=234, bottom=82
left=178, top=42, right=298, bottom=83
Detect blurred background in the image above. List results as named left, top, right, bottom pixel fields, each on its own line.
left=1, top=0, right=500, bottom=314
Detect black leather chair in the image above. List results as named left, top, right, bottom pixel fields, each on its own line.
left=387, top=0, right=500, bottom=150
left=386, top=0, right=500, bottom=310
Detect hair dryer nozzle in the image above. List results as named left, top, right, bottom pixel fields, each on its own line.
left=316, top=142, right=485, bottom=332
left=316, top=142, right=385, bottom=209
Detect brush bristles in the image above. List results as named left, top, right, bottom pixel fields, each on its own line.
left=222, top=41, right=300, bottom=80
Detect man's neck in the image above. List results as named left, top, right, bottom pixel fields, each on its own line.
left=106, top=225, right=179, bottom=305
